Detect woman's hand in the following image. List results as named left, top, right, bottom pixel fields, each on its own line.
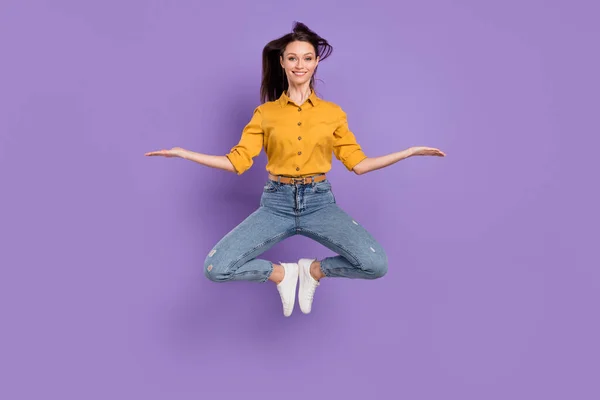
left=408, top=147, right=446, bottom=157
left=353, top=146, right=445, bottom=175
left=144, top=147, right=187, bottom=158
left=144, top=148, right=237, bottom=173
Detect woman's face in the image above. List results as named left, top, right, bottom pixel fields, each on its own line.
left=280, top=41, right=319, bottom=87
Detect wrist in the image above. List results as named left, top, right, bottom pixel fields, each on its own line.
left=177, top=149, right=190, bottom=159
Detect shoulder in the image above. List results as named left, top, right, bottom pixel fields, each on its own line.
left=257, top=99, right=280, bottom=112
left=250, top=100, right=280, bottom=119
left=316, top=98, right=346, bottom=116
left=316, top=97, right=341, bottom=109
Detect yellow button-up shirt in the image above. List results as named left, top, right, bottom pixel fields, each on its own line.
left=225, top=91, right=367, bottom=176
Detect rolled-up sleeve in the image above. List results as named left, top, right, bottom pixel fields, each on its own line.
left=225, top=106, right=264, bottom=175
left=333, top=108, right=367, bottom=171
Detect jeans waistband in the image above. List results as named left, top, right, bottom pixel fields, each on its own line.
left=268, top=173, right=327, bottom=185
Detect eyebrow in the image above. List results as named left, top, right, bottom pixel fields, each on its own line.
left=285, top=52, right=315, bottom=56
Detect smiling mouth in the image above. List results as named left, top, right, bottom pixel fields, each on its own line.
left=293, top=71, right=307, bottom=76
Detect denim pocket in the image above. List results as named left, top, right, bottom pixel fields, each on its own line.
left=313, top=181, right=332, bottom=193
left=263, top=180, right=279, bottom=193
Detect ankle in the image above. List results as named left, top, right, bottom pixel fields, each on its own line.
left=269, top=264, right=284, bottom=284
left=310, top=260, right=324, bottom=280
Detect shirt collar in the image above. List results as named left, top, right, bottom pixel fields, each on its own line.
left=278, top=90, right=320, bottom=108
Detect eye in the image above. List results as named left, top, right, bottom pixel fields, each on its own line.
left=305, top=57, right=313, bottom=61
left=288, top=57, right=296, bottom=61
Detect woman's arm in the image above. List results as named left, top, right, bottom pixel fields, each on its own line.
left=353, top=146, right=445, bottom=175
left=180, top=149, right=236, bottom=173
left=144, top=147, right=237, bottom=173
left=145, top=106, right=263, bottom=175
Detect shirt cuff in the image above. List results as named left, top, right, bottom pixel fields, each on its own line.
left=225, top=152, right=246, bottom=175
left=342, top=150, right=368, bottom=171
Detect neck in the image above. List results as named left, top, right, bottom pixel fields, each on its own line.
left=286, top=82, right=312, bottom=105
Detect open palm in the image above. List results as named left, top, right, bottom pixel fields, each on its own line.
left=144, top=147, right=185, bottom=158
left=410, top=146, right=445, bottom=157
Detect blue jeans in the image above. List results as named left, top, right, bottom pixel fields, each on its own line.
left=204, top=179, right=388, bottom=282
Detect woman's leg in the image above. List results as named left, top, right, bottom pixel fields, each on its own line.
left=299, top=203, right=389, bottom=280
left=295, top=202, right=388, bottom=313
left=296, top=203, right=388, bottom=312
left=203, top=207, right=295, bottom=283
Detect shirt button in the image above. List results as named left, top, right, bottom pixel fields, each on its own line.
left=298, top=151, right=302, bottom=155
left=296, top=167, right=300, bottom=171
left=298, top=136, right=302, bottom=140
left=297, top=121, right=302, bottom=126
left=297, top=108, right=302, bottom=112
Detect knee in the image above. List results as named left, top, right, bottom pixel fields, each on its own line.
left=203, top=252, right=231, bottom=283
left=371, top=257, right=388, bottom=279
left=364, top=251, right=388, bottom=279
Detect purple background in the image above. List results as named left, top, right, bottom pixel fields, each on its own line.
left=1, top=0, right=599, bottom=399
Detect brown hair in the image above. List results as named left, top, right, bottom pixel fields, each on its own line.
left=260, top=22, right=333, bottom=103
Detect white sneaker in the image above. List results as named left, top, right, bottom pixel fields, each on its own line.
left=276, top=263, right=299, bottom=317
left=298, top=258, right=320, bottom=314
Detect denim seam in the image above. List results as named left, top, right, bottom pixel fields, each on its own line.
left=224, top=230, right=294, bottom=278
left=234, top=268, right=272, bottom=283
left=320, top=264, right=365, bottom=277
left=297, top=228, right=363, bottom=276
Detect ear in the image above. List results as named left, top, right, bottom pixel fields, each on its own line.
left=280, top=54, right=284, bottom=69
left=315, top=55, right=320, bottom=67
